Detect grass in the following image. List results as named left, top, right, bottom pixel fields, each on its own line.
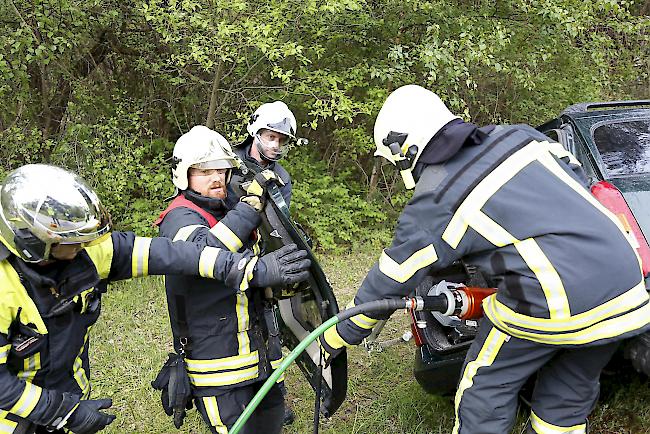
left=90, top=248, right=650, bottom=433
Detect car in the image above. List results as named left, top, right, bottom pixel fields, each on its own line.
left=402, top=100, right=650, bottom=396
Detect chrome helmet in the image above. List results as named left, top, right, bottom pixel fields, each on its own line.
left=0, top=164, right=111, bottom=262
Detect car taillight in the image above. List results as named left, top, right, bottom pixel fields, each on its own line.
left=409, top=310, right=425, bottom=347
left=591, top=180, right=650, bottom=276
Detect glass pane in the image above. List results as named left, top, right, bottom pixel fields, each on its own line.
left=593, top=120, right=650, bottom=176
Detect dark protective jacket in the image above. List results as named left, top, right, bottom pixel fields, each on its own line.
left=332, top=124, right=649, bottom=349
left=157, top=191, right=284, bottom=396
left=231, top=145, right=292, bottom=208
left=0, top=231, right=251, bottom=433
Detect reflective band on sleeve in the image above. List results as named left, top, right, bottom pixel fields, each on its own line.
left=0, top=345, right=9, bottom=364
left=9, top=381, right=42, bottom=417
left=173, top=224, right=207, bottom=242
left=199, top=247, right=221, bottom=279
left=73, top=329, right=92, bottom=397
left=452, top=327, right=508, bottom=434
left=351, top=313, right=379, bottom=330
left=210, top=222, right=244, bottom=252
left=270, top=357, right=284, bottom=370
left=0, top=410, right=17, bottom=433
left=531, top=411, right=586, bottom=434
left=201, top=397, right=228, bottom=433
left=323, top=325, right=348, bottom=350
left=132, top=237, right=152, bottom=277
left=236, top=292, right=251, bottom=355
left=188, top=365, right=259, bottom=387
left=18, top=353, right=41, bottom=383
left=186, top=351, right=259, bottom=373
left=378, top=245, right=438, bottom=283
left=514, top=238, right=570, bottom=319
left=239, top=257, right=258, bottom=292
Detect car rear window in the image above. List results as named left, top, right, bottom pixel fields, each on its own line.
left=593, top=119, right=650, bottom=176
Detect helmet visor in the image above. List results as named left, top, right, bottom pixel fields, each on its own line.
left=191, top=159, right=235, bottom=170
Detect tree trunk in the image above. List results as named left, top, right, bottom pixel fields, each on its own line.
left=205, top=59, right=224, bottom=129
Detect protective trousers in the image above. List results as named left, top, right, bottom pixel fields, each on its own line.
left=195, top=382, right=284, bottom=434
left=453, top=318, right=619, bottom=434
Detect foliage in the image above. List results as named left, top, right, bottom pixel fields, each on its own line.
left=0, top=0, right=649, bottom=249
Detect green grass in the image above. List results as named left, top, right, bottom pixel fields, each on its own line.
left=90, top=248, right=650, bottom=433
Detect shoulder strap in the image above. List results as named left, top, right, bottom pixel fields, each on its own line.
left=154, top=194, right=219, bottom=228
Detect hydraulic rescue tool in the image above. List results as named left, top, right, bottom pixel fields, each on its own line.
left=229, top=284, right=496, bottom=434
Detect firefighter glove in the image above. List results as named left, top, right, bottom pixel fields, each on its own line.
left=254, top=243, right=311, bottom=287
left=66, top=398, right=116, bottom=434
left=240, top=170, right=284, bottom=212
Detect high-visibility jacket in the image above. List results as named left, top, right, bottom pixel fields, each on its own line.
left=330, top=124, right=649, bottom=350
left=156, top=191, right=283, bottom=396
left=0, top=231, right=252, bottom=433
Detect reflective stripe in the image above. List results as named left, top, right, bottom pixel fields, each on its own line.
left=84, top=234, right=114, bottom=279
left=132, top=237, right=152, bottom=277
left=9, top=381, right=42, bottom=417
left=201, top=397, right=227, bottom=433
left=239, top=257, right=258, bottom=292
left=198, top=247, right=221, bottom=279
left=236, top=291, right=251, bottom=355
left=514, top=238, right=570, bottom=319
left=345, top=300, right=380, bottom=329
left=18, top=353, right=40, bottom=382
left=485, top=294, right=650, bottom=345
left=0, top=345, right=9, bottom=364
left=464, top=212, right=517, bottom=247
left=531, top=410, right=586, bottom=433
left=0, top=411, right=17, bottom=433
left=484, top=280, right=648, bottom=332
left=186, top=351, right=259, bottom=373
left=0, top=262, right=48, bottom=335
left=73, top=329, right=92, bottom=397
left=173, top=224, right=206, bottom=242
left=276, top=372, right=286, bottom=384
left=378, top=245, right=438, bottom=283
left=270, top=357, right=284, bottom=370
left=188, top=365, right=259, bottom=387
left=452, top=327, right=508, bottom=434
left=210, top=222, right=243, bottom=252
left=323, top=325, right=348, bottom=350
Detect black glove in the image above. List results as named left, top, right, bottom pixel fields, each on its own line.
left=254, top=244, right=311, bottom=287
left=66, top=399, right=116, bottom=434
left=151, top=353, right=193, bottom=428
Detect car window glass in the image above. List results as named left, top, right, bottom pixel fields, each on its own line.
left=593, top=119, right=650, bottom=176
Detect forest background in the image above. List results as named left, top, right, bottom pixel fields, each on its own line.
left=1, top=0, right=649, bottom=250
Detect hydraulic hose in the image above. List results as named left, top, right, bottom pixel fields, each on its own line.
left=228, top=297, right=447, bottom=433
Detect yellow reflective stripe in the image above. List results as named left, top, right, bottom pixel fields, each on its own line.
left=198, top=247, right=221, bottom=279
left=0, top=345, right=9, bottom=364
left=239, top=257, right=258, bottom=292
left=0, top=262, right=48, bottom=335
left=173, top=224, right=207, bottom=242
left=378, top=245, right=438, bottom=283
left=323, top=325, right=348, bottom=350
left=531, top=410, right=586, bottom=433
left=18, top=353, right=40, bottom=382
left=270, top=357, right=284, bottom=370
left=132, top=237, right=152, bottom=277
left=236, top=291, right=251, bottom=355
left=466, top=212, right=518, bottom=247
left=186, top=351, right=259, bottom=373
left=276, top=372, right=286, bottom=383
left=351, top=313, right=379, bottom=330
left=84, top=233, right=114, bottom=279
left=210, top=222, right=243, bottom=252
left=188, top=365, right=259, bottom=387
left=486, top=295, right=650, bottom=345
left=443, top=140, right=542, bottom=248
left=0, top=410, right=17, bottom=433
left=514, top=238, right=570, bottom=319
left=483, top=280, right=647, bottom=332
left=73, top=329, right=92, bottom=397
left=202, top=397, right=227, bottom=433
left=9, top=381, right=42, bottom=417
left=452, top=327, right=508, bottom=434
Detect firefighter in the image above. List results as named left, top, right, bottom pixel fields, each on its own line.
left=230, top=101, right=296, bottom=208
left=320, top=85, right=650, bottom=433
left=154, top=126, right=309, bottom=434
left=0, top=163, right=303, bottom=434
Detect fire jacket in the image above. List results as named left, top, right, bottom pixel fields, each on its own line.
left=231, top=145, right=292, bottom=208
left=329, top=124, right=649, bottom=350
left=0, top=231, right=251, bottom=433
left=157, top=191, right=283, bottom=397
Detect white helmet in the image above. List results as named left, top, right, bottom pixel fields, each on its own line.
left=247, top=101, right=297, bottom=162
left=373, top=85, right=459, bottom=189
left=0, top=164, right=111, bottom=262
left=172, top=125, right=239, bottom=190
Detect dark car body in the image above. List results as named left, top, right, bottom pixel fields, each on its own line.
left=411, top=101, right=650, bottom=395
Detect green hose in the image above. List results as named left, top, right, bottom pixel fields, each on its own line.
left=229, top=316, right=340, bottom=434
